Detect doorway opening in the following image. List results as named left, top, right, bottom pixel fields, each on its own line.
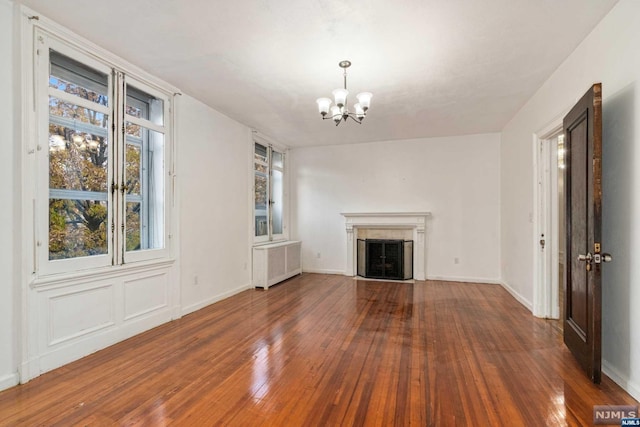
left=533, top=123, right=566, bottom=327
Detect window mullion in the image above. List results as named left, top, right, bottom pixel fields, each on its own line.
left=268, top=146, right=273, bottom=241
left=141, top=127, right=149, bottom=249
left=113, top=71, right=126, bottom=265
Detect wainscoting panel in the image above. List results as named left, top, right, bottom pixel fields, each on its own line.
left=31, top=264, right=175, bottom=379
left=48, top=283, right=115, bottom=345
left=123, top=272, right=168, bottom=321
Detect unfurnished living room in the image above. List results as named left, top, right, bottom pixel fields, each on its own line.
left=1, top=0, right=640, bottom=425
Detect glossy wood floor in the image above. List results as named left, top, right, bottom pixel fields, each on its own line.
left=1, top=274, right=637, bottom=426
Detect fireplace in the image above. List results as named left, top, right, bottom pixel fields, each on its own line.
left=357, top=239, right=413, bottom=280
left=341, top=212, right=431, bottom=280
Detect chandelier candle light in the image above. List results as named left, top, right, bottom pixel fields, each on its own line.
left=316, top=60, right=372, bottom=126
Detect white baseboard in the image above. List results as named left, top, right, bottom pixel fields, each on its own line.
left=0, top=372, right=19, bottom=392
left=498, top=280, right=533, bottom=312
left=181, top=283, right=251, bottom=317
left=19, top=357, right=41, bottom=384
left=304, top=271, right=505, bottom=284
left=425, top=275, right=502, bottom=285
left=301, top=268, right=345, bottom=275
left=603, top=359, right=640, bottom=402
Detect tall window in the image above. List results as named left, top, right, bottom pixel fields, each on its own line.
left=254, top=142, right=285, bottom=243
left=39, top=35, right=171, bottom=274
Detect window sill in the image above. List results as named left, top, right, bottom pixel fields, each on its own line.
left=253, top=239, right=293, bottom=248
left=31, top=258, right=176, bottom=291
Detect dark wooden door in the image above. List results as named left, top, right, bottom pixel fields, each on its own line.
left=563, top=83, right=603, bottom=383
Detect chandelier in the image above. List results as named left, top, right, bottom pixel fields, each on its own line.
left=315, top=60, right=372, bottom=126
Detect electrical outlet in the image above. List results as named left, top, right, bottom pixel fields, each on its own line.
left=454, top=258, right=460, bottom=265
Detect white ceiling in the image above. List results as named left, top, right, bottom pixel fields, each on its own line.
left=20, top=0, right=618, bottom=148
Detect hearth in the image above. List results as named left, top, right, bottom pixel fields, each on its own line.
left=357, top=239, right=413, bottom=280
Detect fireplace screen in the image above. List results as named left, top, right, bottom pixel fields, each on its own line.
left=357, top=239, right=413, bottom=280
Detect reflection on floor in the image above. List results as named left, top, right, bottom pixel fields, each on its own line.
left=0, top=273, right=636, bottom=425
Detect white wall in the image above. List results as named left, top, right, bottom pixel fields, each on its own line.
left=290, top=133, right=501, bottom=283
left=501, top=0, right=640, bottom=400
left=177, top=95, right=252, bottom=314
left=0, top=0, right=17, bottom=391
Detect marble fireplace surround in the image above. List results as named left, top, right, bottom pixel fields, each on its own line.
left=341, top=212, right=431, bottom=280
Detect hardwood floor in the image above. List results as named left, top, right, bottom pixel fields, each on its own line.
left=0, top=273, right=637, bottom=426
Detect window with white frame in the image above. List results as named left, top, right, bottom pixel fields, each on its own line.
left=38, top=33, right=172, bottom=275
left=253, top=142, right=285, bottom=243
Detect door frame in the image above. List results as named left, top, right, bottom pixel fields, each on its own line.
left=532, top=118, right=564, bottom=318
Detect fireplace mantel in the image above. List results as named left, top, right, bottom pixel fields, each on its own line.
left=341, top=212, right=431, bottom=280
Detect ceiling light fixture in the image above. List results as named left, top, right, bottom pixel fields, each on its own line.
left=316, top=60, right=372, bottom=126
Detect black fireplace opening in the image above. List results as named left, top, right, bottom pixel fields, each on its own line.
left=357, top=239, right=413, bottom=280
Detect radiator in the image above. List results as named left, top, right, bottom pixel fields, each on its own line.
left=252, top=241, right=302, bottom=289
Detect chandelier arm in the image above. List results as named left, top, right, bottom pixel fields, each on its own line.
left=322, top=116, right=341, bottom=123
left=347, top=114, right=363, bottom=124
left=321, top=115, right=344, bottom=126
left=320, top=112, right=364, bottom=125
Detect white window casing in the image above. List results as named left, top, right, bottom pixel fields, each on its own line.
left=252, top=134, right=288, bottom=245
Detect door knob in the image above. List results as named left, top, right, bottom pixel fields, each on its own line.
left=577, top=253, right=593, bottom=262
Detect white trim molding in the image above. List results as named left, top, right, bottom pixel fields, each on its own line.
left=0, top=373, right=19, bottom=392
left=181, top=283, right=252, bottom=317
left=427, top=276, right=502, bottom=285
left=302, top=268, right=345, bottom=275
left=532, top=118, right=564, bottom=318
left=499, top=280, right=533, bottom=312
left=341, top=212, right=431, bottom=281
left=602, top=360, right=640, bottom=402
